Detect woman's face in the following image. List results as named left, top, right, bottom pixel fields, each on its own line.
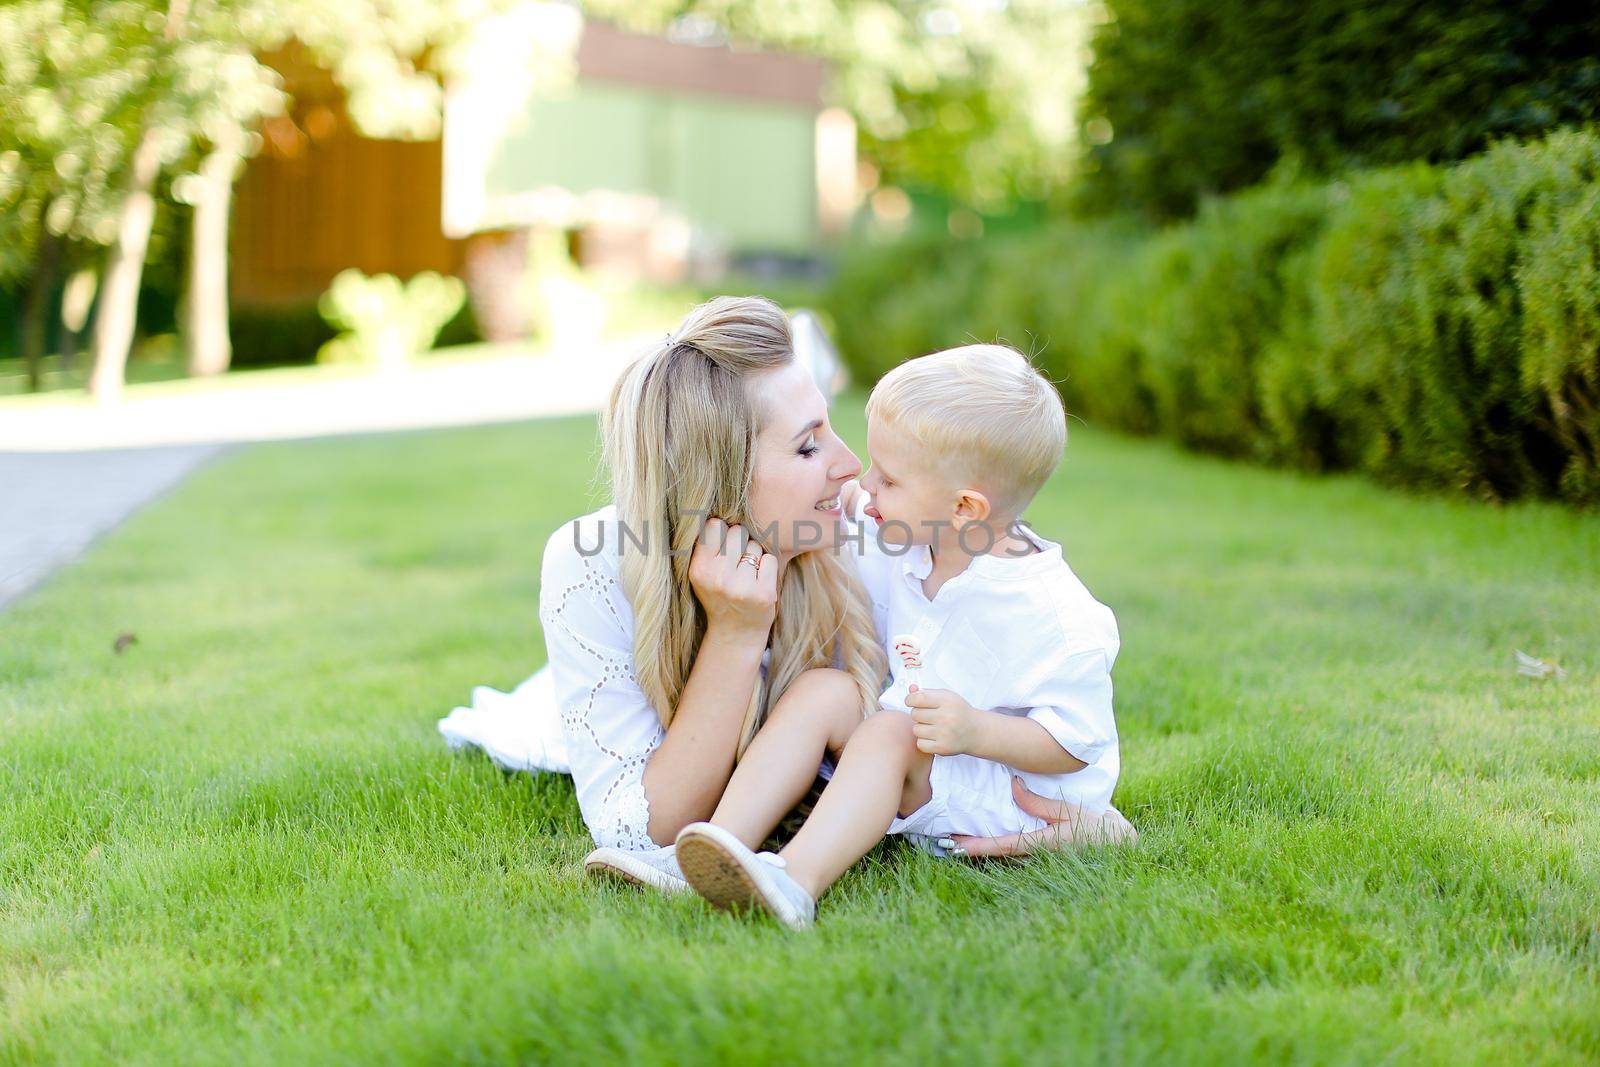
left=746, top=360, right=861, bottom=559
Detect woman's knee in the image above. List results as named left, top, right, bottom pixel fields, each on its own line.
left=766, top=668, right=864, bottom=739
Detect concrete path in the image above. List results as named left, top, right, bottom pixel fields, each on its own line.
left=0, top=339, right=647, bottom=611
left=0, top=444, right=226, bottom=609
left=0, top=341, right=643, bottom=452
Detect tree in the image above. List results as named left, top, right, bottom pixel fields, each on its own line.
left=0, top=0, right=157, bottom=391
left=1077, top=0, right=1600, bottom=221
left=1, top=0, right=552, bottom=399
left=2, top=0, right=1094, bottom=398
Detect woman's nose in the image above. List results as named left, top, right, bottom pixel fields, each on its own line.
left=831, top=442, right=862, bottom=481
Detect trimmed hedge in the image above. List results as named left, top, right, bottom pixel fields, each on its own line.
left=825, top=128, right=1600, bottom=504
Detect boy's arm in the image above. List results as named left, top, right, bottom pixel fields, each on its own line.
left=906, top=643, right=1116, bottom=774
left=904, top=688, right=1086, bottom=773
left=968, top=711, right=1087, bottom=774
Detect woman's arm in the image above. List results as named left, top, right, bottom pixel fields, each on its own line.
left=541, top=515, right=777, bottom=850
left=639, top=627, right=766, bottom=842
left=946, top=777, right=1137, bottom=857
left=640, top=518, right=777, bottom=843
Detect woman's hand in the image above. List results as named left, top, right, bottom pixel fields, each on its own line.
left=688, top=517, right=778, bottom=642
left=942, top=776, right=1138, bottom=858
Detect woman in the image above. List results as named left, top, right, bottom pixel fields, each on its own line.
left=444, top=295, right=1101, bottom=884
left=539, top=295, right=885, bottom=887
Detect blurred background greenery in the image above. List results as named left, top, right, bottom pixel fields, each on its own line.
left=3, top=0, right=1598, bottom=500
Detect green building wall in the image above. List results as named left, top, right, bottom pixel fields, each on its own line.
left=482, top=81, right=820, bottom=253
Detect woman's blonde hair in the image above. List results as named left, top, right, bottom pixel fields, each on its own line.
left=603, top=295, right=887, bottom=757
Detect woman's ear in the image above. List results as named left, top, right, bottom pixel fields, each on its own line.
left=953, top=488, right=991, bottom=523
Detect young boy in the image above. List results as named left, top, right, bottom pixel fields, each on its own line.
left=673, top=343, right=1134, bottom=929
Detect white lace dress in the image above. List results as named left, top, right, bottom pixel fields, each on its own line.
left=438, top=500, right=893, bottom=852
left=438, top=506, right=655, bottom=850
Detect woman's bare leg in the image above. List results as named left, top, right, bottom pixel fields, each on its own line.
left=706, top=668, right=864, bottom=849
left=777, top=711, right=931, bottom=899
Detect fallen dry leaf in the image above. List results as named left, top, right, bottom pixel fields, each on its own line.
left=1515, top=649, right=1566, bottom=681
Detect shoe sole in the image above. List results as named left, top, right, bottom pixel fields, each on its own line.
left=582, top=848, right=688, bottom=895
left=674, top=823, right=809, bottom=929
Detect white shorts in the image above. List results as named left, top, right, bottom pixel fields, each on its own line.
left=887, top=753, right=1107, bottom=855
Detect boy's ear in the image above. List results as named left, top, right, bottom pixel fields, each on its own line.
left=953, top=488, right=991, bottom=524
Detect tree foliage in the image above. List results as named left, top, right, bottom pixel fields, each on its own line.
left=0, top=0, right=547, bottom=394
left=1077, top=0, right=1600, bottom=220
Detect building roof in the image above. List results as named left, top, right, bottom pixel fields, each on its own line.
left=576, top=21, right=826, bottom=108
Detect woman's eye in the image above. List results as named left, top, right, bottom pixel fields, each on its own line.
left=799, top=438, right=820, bottom=457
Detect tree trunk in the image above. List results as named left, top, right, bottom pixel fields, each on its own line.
left=58, top=264, right=98, bottom=374
left=88, top=125, right=163, bottom=404
left=182, top=132, right=242, bottom=378
left=20, top=201, right=64, bottom=393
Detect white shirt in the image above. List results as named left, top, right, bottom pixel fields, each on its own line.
left=846, top=498, right=1122, bottom=812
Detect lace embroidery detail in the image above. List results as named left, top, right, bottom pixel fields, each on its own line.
left=540, top=547, right=661, bottom=851
left=543, top=551, right=624, bottom=629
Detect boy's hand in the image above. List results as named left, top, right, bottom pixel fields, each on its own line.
left=906, top=685, right=982, bottom=755
left=840, top=479, right=865, bottom=519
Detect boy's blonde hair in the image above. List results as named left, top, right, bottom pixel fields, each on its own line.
left=867, top=343, right=1065, bottom=516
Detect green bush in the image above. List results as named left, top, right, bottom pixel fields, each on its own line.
left=1507, top=130, right=1600, bottom=501
left=827, top=232, right=980, bottom=384
left=1079, top=0, right=1600, bottom=221
left=1081, top=261, right=1164, bottom=435
left=1138, top=182, right=1333, bottom=457
left=228, top=293, right=480, bottom=370
left=825, top=127, right=1600, bottom=505
left=1030, top=224, right=1162, bottom=436
left=228, top=302, right=338, bottom=368
left=315, top=270, right=467, bottom=371
left=1309, top=163, right=1540, bottom=497
left=1308, top=132, right=1600, bottom=499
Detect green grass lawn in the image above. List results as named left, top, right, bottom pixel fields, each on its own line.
left=3, top=398, right=1598, bottom=1064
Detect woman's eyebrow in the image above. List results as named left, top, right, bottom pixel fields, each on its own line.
left=790, top=418, right=824, bottom=443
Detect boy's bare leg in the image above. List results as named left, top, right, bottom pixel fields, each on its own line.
left=707, top=668, right=864, bottom=849
left=777, top=711, right=931, bottom=900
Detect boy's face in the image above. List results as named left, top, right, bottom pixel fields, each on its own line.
left=860, top=415, right=966, bottom=547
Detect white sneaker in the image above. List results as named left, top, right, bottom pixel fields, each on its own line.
left=674, top=822, right=816, bottom=930
left=582, top=844, right=689, bottom=895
